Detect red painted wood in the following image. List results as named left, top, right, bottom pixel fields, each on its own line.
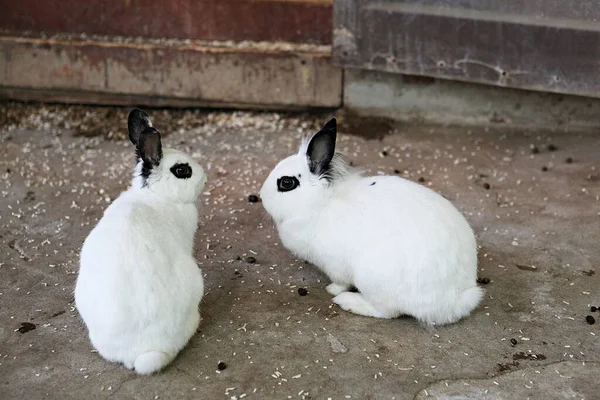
left=0, top=0, right=333, bottom=44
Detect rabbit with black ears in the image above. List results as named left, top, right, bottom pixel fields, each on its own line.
left=260, top=119, right=483, bottom=325
left=75, top=109, right=206, bottom=374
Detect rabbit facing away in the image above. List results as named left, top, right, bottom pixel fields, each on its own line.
left=260, top=119, right=483, bottom=325
left=75, top=109, right=207, bottom=374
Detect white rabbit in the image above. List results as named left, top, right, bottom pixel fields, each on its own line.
left=260, top=118, right=483, bottom=325
left=75, top=109, right=207, bottom=374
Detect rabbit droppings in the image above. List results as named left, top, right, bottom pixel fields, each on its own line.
left=260, top=118, right=483, bottom=326
left=75, top=109, right=207, bottom=374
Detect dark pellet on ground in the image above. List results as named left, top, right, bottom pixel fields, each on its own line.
left=394, top=169, right=400, bottom=174
left=381, top=151, right=388, bottom=156
left=24, top=191, right=35, bottom=202
left=248, top=194, right=260, bottom=203
left=590, top=306, right=597, bottom=312
left=542, top=166, right=548, bottom=172
left=547, top=144, right=558, bottom=151
left=510, top=338, right=518, bottom=346
left=483, top=183, right=491, bottom=190
left=565, top=157, right=573, bottom=164
left=418, top=177, right=425, bottom=183
left=586, top=315, right=595, bottom=325
left=477, top=277, right=490, bottom=285
left=217, top=361, right=227, bottom=371
left=17, top=322, right=36, bottom=334
left=531, top=147, right=539, bottom=154
left=246, top=256, right=256, bottom=264
left=298, top=288, right=308, bottom=296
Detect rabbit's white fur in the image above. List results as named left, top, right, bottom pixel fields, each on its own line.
left=260, top=120, right=482, bottom=325
left=75, top=110, right=206, bottom=374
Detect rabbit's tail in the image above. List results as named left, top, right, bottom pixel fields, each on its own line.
left=453, top=286, right=484, bottom=321
left=134, top=351, right=173, bottom=375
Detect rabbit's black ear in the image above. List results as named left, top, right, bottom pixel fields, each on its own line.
left=307, top=118, right=337, bottom=177
left=128, top=109, right=162, bottom=167
left=137, top=128, right=162, bottom=167
left=128, top=108, right=153, bottom=146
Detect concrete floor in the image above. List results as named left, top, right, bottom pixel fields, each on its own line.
left=1, top=104, right=599, bottom=399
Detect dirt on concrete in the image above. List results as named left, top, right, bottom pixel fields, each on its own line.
left=0, top=102, right=599, bottom=399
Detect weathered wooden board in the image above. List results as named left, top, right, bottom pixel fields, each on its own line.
left=0, top=0, right=333, bottom=45
left=333, top=0, right=600, bottom=98
left=0, top=35, right=342, bottom=109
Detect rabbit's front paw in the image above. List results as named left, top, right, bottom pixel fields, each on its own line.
left=326, top=283, right=350, bottom=296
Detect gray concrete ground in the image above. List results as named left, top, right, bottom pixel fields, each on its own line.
left=1, top=103, right=599, bottom=399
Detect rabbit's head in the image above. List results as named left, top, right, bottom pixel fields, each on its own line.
left=260, top=118, right=346, bottom=223
left=128, top=108, right=206, bottom=203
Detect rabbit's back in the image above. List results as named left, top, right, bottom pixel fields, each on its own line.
left=326, top=175, right=472, bottom=241
left=303, top=175, right=475, bottom=281
left=75, top=193, right=203, bottom=367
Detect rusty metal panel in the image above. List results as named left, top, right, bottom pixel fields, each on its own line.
left=0, top=35, right=342, bottom=109
left=0, top=0, right=333, bottom=45
left=333, top=0, right=600, bottom=98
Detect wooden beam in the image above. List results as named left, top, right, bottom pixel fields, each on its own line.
left=0, top=35, right=342, bottom=109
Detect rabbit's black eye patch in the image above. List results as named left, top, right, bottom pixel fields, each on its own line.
left=171, top=163, right=192, bottom=179
left=277, top=176, right=300, bottom=192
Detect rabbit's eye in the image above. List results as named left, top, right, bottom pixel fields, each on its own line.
left=170, top=163, right=192, bottom=179
left=277, top=176, right=300, bottom=192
